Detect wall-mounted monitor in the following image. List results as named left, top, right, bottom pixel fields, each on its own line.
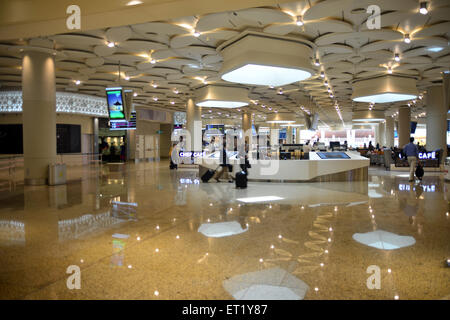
left=110, top=111, right=136, bottom=130
left=106, top=87, right=126, bottom=120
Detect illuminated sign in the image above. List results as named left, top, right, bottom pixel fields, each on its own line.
left=179, top=151, right=206, bottom=158
left=418, top=152, right=436, bottom=160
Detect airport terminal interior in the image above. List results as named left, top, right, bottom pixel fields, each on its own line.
left=0, top=0, right=449, bottom=300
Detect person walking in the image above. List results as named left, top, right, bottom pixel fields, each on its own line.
left=403, top=137, right=419, bottom=182
left=213, top=135, right=233, bottom=183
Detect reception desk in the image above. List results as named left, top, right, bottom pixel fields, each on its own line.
left=199, top=151, right=369, bottom=182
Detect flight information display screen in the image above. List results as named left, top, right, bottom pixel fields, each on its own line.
left=316, top=152, right=350, bottom=159
left=106, top=88, right=125, bottom=120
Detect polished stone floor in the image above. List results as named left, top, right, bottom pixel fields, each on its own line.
left=0, top=161, right=449, bottom=300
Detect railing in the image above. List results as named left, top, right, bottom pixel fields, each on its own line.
left=58, top=153, right=103, bottom=166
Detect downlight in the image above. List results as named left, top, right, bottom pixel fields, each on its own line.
left=218, top=31, right=314, bottom=87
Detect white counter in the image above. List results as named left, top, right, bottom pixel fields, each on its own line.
left=200, top=151, right=369, bottom=182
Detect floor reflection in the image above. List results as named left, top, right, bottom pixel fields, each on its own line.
left=0, top=163, right=448, bottom=299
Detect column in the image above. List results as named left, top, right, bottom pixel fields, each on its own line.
left=22, top=50, right=57, bottom=185
left=378, top=121, right=386, bottom=147
left=93, top=118, right=99, bottom=154
left=295, top=127, right=301, bottom=144
left=385, top=116, right=394, bottom=148
left=286, top=125, right=293, bottom=144
left=186, top=98, right=202, bottom=151
left=242, top=111, right=252, bottom=148
left=398, top=106, right=411, bottom=147
left=426, top=85, right=447, bottom=157
left=270, top=123, right=279, bottom=147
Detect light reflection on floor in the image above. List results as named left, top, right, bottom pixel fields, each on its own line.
left=0, top=162, right=449, bottom=299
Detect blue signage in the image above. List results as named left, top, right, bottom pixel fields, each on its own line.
left=418, top=152, right=436, bottom=160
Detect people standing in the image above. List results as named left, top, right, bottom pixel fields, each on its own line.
left=403, top=137, right=419, bottom=182
left=213, top=135, right=233, bottom=183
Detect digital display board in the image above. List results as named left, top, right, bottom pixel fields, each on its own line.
left=316, top=152, right=350, bottom=159
left=110, top=111, right=136, bottom=130
left=106, top=87, right=125, bottom=120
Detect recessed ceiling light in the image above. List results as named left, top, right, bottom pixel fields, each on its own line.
left=124, top=76, right=130, bottom=81
left=296, top=16, right=304, bottom=26
left=404, top=34, right=411, bottom=44
left=427, top=47, right=443, bottom=52
left=193, top=30, right=201, bottom=37
left=387, top=67, right=392, bottom=74
left=394, top=53, right=400, bottom=62
left=419, top=2, right=428, bottom=15
left=107, top=41, right=115, bottom=48
left=320, top=71, right=325, bottom=78
left=75, top=80, right=81, bottom=85
left=196, top=100, right=248, bottom=108
left=133, top=92, right=138, bottom=97
left=314, top=58, right=320, bottom=66
left=150, top=59, right=156, bottom=64
left=126, top=0, right=143, bottom=6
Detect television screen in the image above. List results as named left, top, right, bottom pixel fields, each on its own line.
left=330, top=141, right=340, bottom=149
left=317, top=152, right=350, bottom=159
left=106, top=88, right=125, bottom=120
left=411, top=121, right=417, bottom=134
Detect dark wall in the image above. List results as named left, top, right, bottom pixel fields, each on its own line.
left=0, top=124, right=23, bottom=154
left=0, top=124, right=81, bottom=154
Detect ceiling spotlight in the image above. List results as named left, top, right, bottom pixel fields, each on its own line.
left=124, top=76, right=130, bottom=80
left=173, top=89, right=179, bottom=94
left=278, top=89, right=283, bottom=94
left=75, top=80, right=81, bottom=85
left=419, top=2, right=428, bottom=15
left=126, top=0, right=143, bottom=5
left=133, top=92, right=138, bottom=97
left=296, top=16, right=304, bottom=26
left=153, top=97, right=158, bottom=101
left=170, top=101, right=175, bottom=105
left=324, top=80, right=328, bottom=86
left=314, top=58, right=320, bottom=66
left=394, top=53, right=400, bottom=62
left=107, top=42, right=115, bottom=48
left=320, top=71, right=325, bottom=78
left=150, top=59, right=156, bottom=64
left=329, top=94, right=334, bottom=98
left=404, top=34, right=411, bottom=44
left=152, top=82, right=158, bottom=88
left=387, top=67, right=392, bottom=74
left=193, top=30, right=201, bottom=37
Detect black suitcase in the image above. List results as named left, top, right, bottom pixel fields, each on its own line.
left=201, top=169, right=215, bottom=183
left=235, top=171, right=247, bottom=188
left=415, top=163, right=424, bottom=179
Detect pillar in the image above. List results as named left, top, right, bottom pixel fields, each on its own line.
left=242, top=111, right=252, bottom=148
left=398, top=106, right=410, bottom=147
left=22, top=50, right=57, bottom=185
left=186, top=98, right=202, bottom=151
left=378, top=121, right=386, bottom=147
left=426, top=85, right=447, bottom=157
left=93, top=118, right=99, bottom=154
left=385, top=116, right=394, bottom=148
left=270, top=123, right=279, bottom=147
left=286, top=125, right=293, bottom=144
left=295, top=127, right=301, bottom=144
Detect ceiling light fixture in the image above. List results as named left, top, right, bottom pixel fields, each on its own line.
left=352, top=75, right=418, bottom=103
left=419, top=2, right=428, bottom=15
left=427, top=47, right=443, bottom=52
left=314, top=58, right=320, bottom=66
left=193, top=30, right=201, bottom=37
left=320, top=71, right=325, bottom=78
left=75, top=80, right=81, bottom=85
left=394, top=53, right=400, bottom=62
left=404, top=34, right=411, bottom=44
left=387, top=67, right=392, bottom=74
left=107, top=42, right=115, bottom=48
left=126, top=0, right=143, bottom=6
left=195, top=85, right=249, bottom=108
left=296, top=16, right=304, bottom=26
left=218, top=32, right=314, bottom=86
left=150, top=59, right=156, bottom=64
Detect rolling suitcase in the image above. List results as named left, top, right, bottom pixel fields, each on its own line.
left=235, top=171, right=247, bottom=188
left=415, top=163, right=424, bottom=180
left=201, top=169, right=215, bottom=183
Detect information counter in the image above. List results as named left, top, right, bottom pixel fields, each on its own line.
left=200, top=151, right=369, bottom=182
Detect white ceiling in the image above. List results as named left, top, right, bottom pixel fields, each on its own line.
left=0, top=0, right=449, bottom=126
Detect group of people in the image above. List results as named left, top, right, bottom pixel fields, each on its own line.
left=169, top=134, right=250, bottom=183
left=101, top=140, right=127, bottom=162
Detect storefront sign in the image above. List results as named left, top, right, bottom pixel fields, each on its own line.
left=418, top=152, right=436, bottom=160
left=179, top=151, right=205, bottom=158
